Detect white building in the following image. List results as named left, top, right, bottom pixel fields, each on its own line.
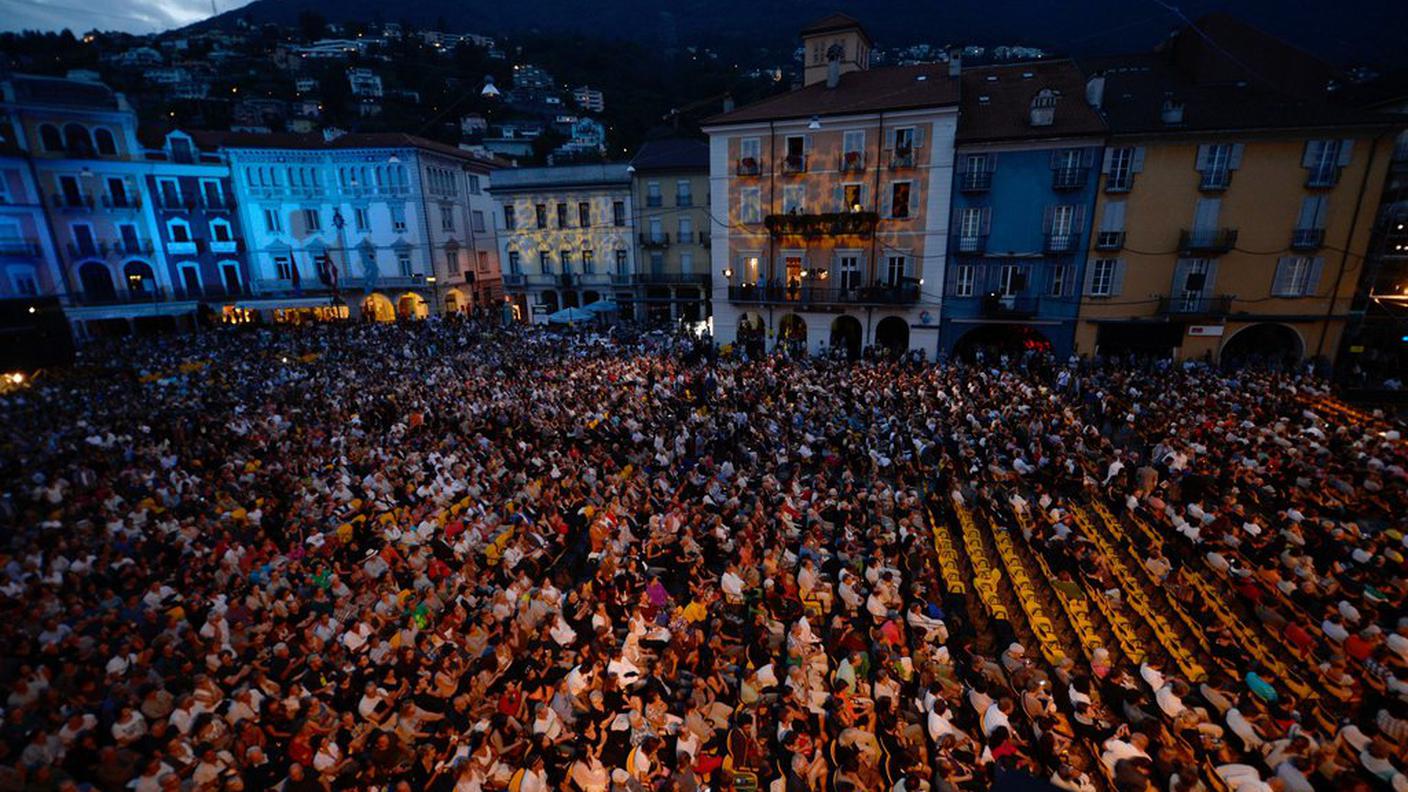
left=572, top=85, right=605, bottom=113
left=488, top=164, right=635, bottom=323
left=347, top=68, right=384, bottom=98
left=224, top=132, right=502, bottom=322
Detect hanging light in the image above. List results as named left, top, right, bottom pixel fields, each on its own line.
left=807, top=115, right=822, bottom=130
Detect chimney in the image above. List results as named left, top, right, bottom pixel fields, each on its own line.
left=826, top=58, right=840, bottom=89
left=1085, top=75, right=1106, bottom=109
left=948, top=52, right=961, bottom=78
left=722, top=95, right=735, bottom=113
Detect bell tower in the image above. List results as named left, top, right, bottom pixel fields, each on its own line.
left=801, top=14, right=872, bottom=88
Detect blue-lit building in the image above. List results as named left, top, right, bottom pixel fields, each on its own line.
left=940, top=60, right=1106, bottom=359
left=141, top=129, right=250, bottom=303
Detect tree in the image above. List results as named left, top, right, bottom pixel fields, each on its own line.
left=298, top=10, right=326, bottom=43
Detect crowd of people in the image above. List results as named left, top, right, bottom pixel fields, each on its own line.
left=0, top=318, right=1404, bottom=792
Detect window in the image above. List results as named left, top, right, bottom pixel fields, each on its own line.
left=676, top=180, right=692, bottom=207
left=885, top=254, right=906, bottom=286
left=1043, top=204, right=1081, bottom=252
left=220, top=262, right=241, bottom=294
left=200, top=179, right=223, bottom=208
left=740, top=187, right=762, bottom=224
left=274, top=255, right=293, bottom=280
left=477, top=251, right=489, bottom=272
left=560, top=249, right=573, bottom=273
left=784, top=136, right=806, bottom=172
left=397, top=252, right=413, bottom=277
left=157, top=178, right=182, bottom=208
left=538, top=250, right=552, bottom=274
left=740, top=254, right=761, bottom=283
left=508, top=251, right=522, bottom=274
left=955, top=264, right=975, bottom=297
left=1293, top=197, right=1328, bottom=248
left=612, top=201, right=625, bottom=227
left=582, top=250, right=595, bottom=274
left=1105, top=147, right=1138, bottom=191
left=71, top=223, right=96, bottom=256
left=958, top=207, right=988, bottom=252
left=168, top=220, right=192, bottom=243
left=354, top=208, right=369, bottom=232
left=1175, top=258, right=1212, bottom=309
left=58, top=175, right=82, bottom=207
left=615, top=249, right=628, bottom=274
left=391, top=206, right=406, bottom=233
left=1097, top=201, right=1126, bottom=249
left=739, top=138, right=761, bottom=166
left=960, top=154, right=992, bottom=190
left=894, top=127, right=915, bottom=153
left=842, top=184, right=863, bottom=213
left=9, top=266, right=38, bottom=296
left=649, top=251, right=665, bottom=274
left=680, top=251, right=693, bottom=274
left=210, top=220, right=233, bottom=242
left=504, top=205, right=517, bottom=230
left=556, top=203, right=569, bottom=228
left=302, top=209, right=321, bottom=232
left=472, top=210, right=486, bottom=233
left=837, top=253, right=861, bottom=291
left=647, top=182, right=662, bottom=208
left=179, top=263, right=200, bottom=296
left=39, top=124, right=62, bottom=152
left=535, top=204, right=548, bottom=229
left=467, top=174, right=481, bottom=194
left=998, top=264, right=1027, bottom=296
left=1196, top=143, right=1240, bottom=190
left=843, top=130, right=865, bottom=156
left=678, top=217, right=693, bottom=242
left=578, top=202, right=591, bottom=227
left=440, top=205, right=455, bottom=232
left=782, top=185, right=805, bottom=214
left=648, top=218, right=664, bottom=243
left=1272, top=256, right=1323, bottom=297
left=118, top=224, right=139, bottom=253
left=890, top=182, right=912, bottom=218
left=1049, top=264, right=1067, bottom=297
left=106, top=177, right=129, bottom=208
left=1304, top=140, right=1348, bottom=187
left=1087, top=259, right=1118, bottom=297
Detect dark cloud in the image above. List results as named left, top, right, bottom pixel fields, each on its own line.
left=0, top=0, right=254, bottom=34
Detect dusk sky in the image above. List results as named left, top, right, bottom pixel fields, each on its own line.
left=0, top=0, right=255, bottom=34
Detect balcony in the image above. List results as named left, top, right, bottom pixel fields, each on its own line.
left=1306, top=167, right=1341, bottom=189
left=157, top=196, right=198, bottom=211
left=959, top=171, right=992, bottom=192
left=1095, top=231, right=1125, bottom=251
left=736, top=158, right=761, bottom=177
left=558, top=273, right=576, bottom=287
left=1044, top=232, right=1080, bottom=254
left=1178, top=228, right=1238, bottom=255
left=956, top=235, right=987, bottom=254
left=980, top=294, right=1040, bottom=319
left=727, top=282, right=919, bottom=306
left=763, top=211, right=879, bottom=238
left=204, top=196, right=235, bottom=211
left=68, top=242, right=105, bottom=258
left=781, top=154, right=808, bottom=175
left=645, top=195, right=663, bottom=208
left=1052, top=167, right=1089, bottom=191
left=172, top=284, right=250, bottom=301
left=839, top=151, right=866, bottom=173
left=167, top=240, right=199, bottom=255
left=503, top=273, right=526, bottom=287
left=114, top=239, right=156, bottom=256
left=1158, top=294, right=1234, bottom=316
left=1198, top=170, right=1231, bottom=192
left=676, top=194, right=694, bottom=207
left=633, top=273, right=711, bottom=287
left=889, top=150, right=915, bottom=169
left=101, top=194, right=142, bottom=210
left=1105, top=174, right=1133, bottom=193
left=609, top=273, right=633, bottom=286
left=53, top=193, right=94, bottom=210
left=1290, top=228, right=1325, bottom=251
left=210, top=239, right=241, bottom=254
left=73, top=286, right=167, bottom=307
left=639, top=232, right=670, bottom=248
left=0, top=240, right=41, bottom=257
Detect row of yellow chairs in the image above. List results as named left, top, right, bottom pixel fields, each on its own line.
left=951, top=502, right=1010, bottom=622
left=1075, top=506, right=1207, bottom=682
left=1013, top=509, right=1108, bottom=664
left=982, top=512, right=1069, bottom=665
left=926, top=506, right=968, bottom=596
left=1066, top=508, right=1148, bottom=665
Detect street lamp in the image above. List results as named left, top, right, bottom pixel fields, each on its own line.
left=426, top=275, right=440, bottom=316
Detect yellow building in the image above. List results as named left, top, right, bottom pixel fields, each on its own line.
left=1074, top=20, right=1398, bottom=365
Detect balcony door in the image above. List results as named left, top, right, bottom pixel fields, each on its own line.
left=1175, top=258, right=1213, bottom=310
left=784, top=254, right=803, bottom=289
left=837, top=254, right=861, bottom=291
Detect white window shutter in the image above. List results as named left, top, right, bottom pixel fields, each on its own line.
left=803, top=134, right=813, bottom=153
left=1101, top=148, right=1114, bottom=174
left=914, top=125, right=926, bottom=148
left=1132, top=147, right=1146, bottom=173
left=1307, top=256, right=1325, bottom=294
left=1112, top=260, right=1127, bottom=296
left=1272, top=257, right=1294, bottom=296
left=1301, top=140, right=1322, bottom=168
left=1195, top=144, right=1211, bottom=171
left=1041, top=205, right=1055, bottom=233
left=908, top=183, right=919, bottom=217
left=1172, top=259, right=1191, bottom=293
left=1073, top=204, right=1087, bottom=233
left=1050, top=150, right=1062, bottom=169
left=1338, top=139, right=1354, bottom=166
left=1083, top=262, right=1099, bottom=296
left=1229, top=143, right=1244, bottom=170
left=1296, top=198, right=1317, bottom=230
left=833, top=186, right=843, bottom=212
left=1313, top=196, right=1328, bottom=228
left=1104, top=201, right=1126, bottom=232
left=987, top=153, right=997, bottom=173
left=1081, top=148, right=1096, bottom=168
left=860, top=184, right=869, bottom=208
left=980, top=207, right=992, bottom=235
left=884, top=129, right=896, bottom=150
left=1204, top=261, right=1219, bottom=294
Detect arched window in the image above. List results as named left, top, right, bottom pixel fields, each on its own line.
left=39, top=124, right=62, bottom=152
left=93, top=128, right=117, bottom=156
left=123, top=260, right=156, bottom=294
left=78, top=261, right=115, bottom=302
left=63, top=124, right=93, bottom=156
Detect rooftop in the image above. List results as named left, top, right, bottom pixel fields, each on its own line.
left=799, top=12, right=872, bottom=44
left=704, top=63, right=959, bottom=126
left=629, top=136, right=708, bottom=172
left=488, top=163, right=631, bottom=191
left=957, top=60, right=1106, bottom=144
left=198, top=131, right=504, bottom=168
left=4, top=75, right=121, bottom=111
